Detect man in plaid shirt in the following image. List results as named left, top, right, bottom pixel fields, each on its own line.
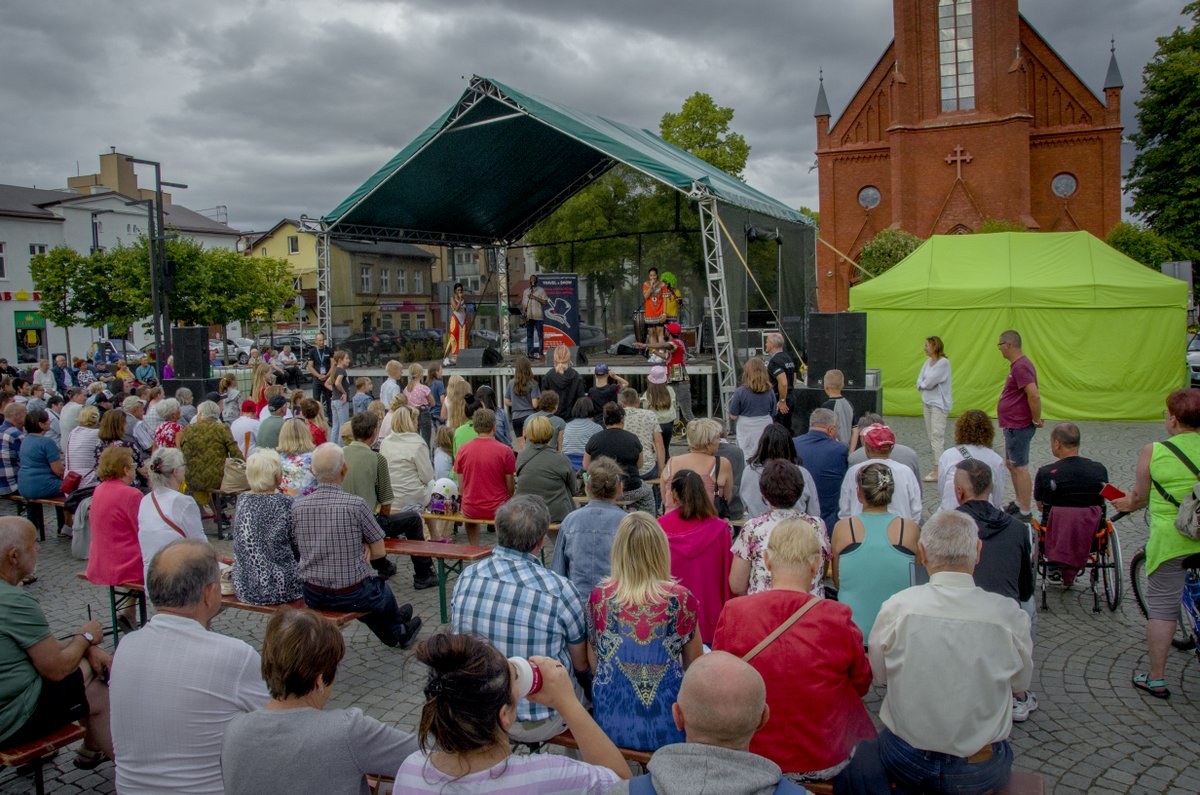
left=0, top=403, right=27, bottom=497
left=293, top=443, right=422, bottom=648
left=451, top=494, right=589, bottom=743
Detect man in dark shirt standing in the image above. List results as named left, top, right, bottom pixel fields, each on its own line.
left=792, top=407, right=847, bottom=532
left=305, top=332, right=334, bottom=417
left=996, top=329, right=1042, bottom=521
left=764, top=333, right=796, bottom=431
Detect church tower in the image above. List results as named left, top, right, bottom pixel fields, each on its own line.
left=814, top=0, right=1123, bottom=311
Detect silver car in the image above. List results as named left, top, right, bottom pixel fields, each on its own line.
left=1188, top=334, right=1200, bottom=386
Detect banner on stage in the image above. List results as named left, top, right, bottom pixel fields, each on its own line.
left=539, top=273, right=581, bottom=348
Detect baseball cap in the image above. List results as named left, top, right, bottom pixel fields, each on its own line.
left=594, top=363, right=609, bottom=375
left=268, top=395, right=289, bottom=410
left=648, top=365, right=668, bottom=385
left=664, top=322, right=682, bottom=336
left=121, top=396, right=143, bottom=412
left=861, top=423, right=896, bottom=451
left=241, top=400, right=257, bottom=413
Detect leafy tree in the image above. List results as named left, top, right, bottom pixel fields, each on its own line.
left=857, top=228, right=923, bottom=277
left=77, top=242, right=153, bottom=332
left=975, top=218, right=1028, bottom=234
left=660, top=92, right=751, bottom=179
left=29, top=246, right=87, bottom=329
left=799, top=206, right=820, bottom=229
left=1126, top=2, right=1200, bottom=255
left=1105, top=221, right=1180, bottom=270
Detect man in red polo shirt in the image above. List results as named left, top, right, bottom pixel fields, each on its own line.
left=454, top=408, right=516, bottom=545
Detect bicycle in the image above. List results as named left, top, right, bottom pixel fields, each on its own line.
left=1129, top=543, right=1200, bottom=658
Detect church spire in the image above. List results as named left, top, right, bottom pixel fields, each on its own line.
left=813, top=69, right=831, bottom=118
left=1104, top=37, right=1124, bottom=90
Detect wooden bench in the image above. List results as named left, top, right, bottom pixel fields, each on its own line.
left=6, top=495, right=67, bottom=542
left=78, top=574, right=369, bottom=630
left=384, top=539, right=492, bottom=623
left=802, top=771, right=1044, bottom=795
left=545, top=728, right=652, bottom=766
left=0, top=721, right=86, bottom=795
left=75, top=572, right=148, bottom=647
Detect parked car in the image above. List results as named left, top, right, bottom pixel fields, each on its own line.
left=334, top=332, right=402, bottom=366
left=254, top=333, right=312, bottom=360
left=1188, top=333, right=1200, bottom=386
left=88, top=338, right=142, bottom=366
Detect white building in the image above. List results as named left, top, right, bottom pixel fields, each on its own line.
left=0, top=152, right=240, bottom=364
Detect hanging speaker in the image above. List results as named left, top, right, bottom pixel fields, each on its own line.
left=171, top=326, right=209, bottom=379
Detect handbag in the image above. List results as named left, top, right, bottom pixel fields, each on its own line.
left=741, top=596, right=822, bottom=663
left=221, top=458, right=250, bottom=494
left=1151, top=440, right=1200, bottom=541
left=712, top=454, right=732, bottom=519
left=61, top=469, right=85, bottom=495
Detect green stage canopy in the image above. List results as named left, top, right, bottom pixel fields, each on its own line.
left=323, top=76, right=804, bottom=243
left=848, top=231, right=1187, bottom=421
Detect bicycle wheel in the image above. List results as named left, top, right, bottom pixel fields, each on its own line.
left=1129, top=548, right=1196, bottom=650
left=1102, top=526, right=1122, bottom=610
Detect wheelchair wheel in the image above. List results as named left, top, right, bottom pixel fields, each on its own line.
left=1129, top=548, right=1196, bottom=650
left=1101, top=526, right=1122, bottom=611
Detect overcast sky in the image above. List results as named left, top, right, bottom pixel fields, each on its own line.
left=0, top=0, right=1186, bottom=233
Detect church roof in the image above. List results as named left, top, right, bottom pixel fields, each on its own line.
left=1104, top=48, right=1124, bottom=90
left=813, top=75, right=830, bottom=118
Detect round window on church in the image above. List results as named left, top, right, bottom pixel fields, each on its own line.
left=1052, top=173, right=1078, bottom=198
left=858, top=186, right=881, bottom=209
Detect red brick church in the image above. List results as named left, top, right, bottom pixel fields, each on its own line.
left=814, top=0, right=1125, bottom=310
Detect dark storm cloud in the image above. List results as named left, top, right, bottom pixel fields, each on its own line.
left=0, top=0, right=1184, bottom=232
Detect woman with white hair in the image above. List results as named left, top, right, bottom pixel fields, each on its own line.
left=151, top=398, right=183, bottom=450
left=276, top=418, right=318, bottom=497
left=230, top=450, right=302, bottom=606
left=137, top=447, right=206, bottom=577
left=661, top=418, right=733, bottom=514
left=66, top=405, right=103, bottom=489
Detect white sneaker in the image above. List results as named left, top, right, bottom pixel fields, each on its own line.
left=1012, top=692, right=1038, bottom=722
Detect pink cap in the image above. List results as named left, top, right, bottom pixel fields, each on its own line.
left=861, top=423, right=896, bottom=451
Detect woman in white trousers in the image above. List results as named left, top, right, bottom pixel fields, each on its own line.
left=916, top=335, right=952, bottom=482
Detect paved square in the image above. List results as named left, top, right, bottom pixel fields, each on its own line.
left=3, top=416, right=1198, bottom=794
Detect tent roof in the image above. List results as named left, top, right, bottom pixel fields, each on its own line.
left=849, top=231, right=1187, bottom=310
left=323, top=76, right=805, bottom=245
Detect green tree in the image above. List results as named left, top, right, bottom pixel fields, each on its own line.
left=1126, top=2, right=1200, bottom=255
left=799, top=206, right=820, bottom=229
left=1105, top=221, right=1180, bottom=270
left=77, top=242, right=153, bottom=332
left=975, top=218, right=1028, bottom=234
left=29, top=246, right=87, bottom=328
left=857, top=228, right=923, bottom=277
left=660, top=92, right=751, bottom=178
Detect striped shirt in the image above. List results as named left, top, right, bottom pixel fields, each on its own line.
left=394, top=750, right=618, bottom=794
left=451, top=546, right=587, bottom=722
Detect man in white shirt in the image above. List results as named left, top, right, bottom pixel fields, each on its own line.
left=841, top=510, right=1033, bottom=794
left=847, top=413, right=921, bottom=484
left=230, top=400, right=260, bottom=459
left=838, top=423, right=923, bottom=523
left=110, top=539, right=269, bottom=794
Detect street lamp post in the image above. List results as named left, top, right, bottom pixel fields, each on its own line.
left=125, top=157, right=186, bottom=365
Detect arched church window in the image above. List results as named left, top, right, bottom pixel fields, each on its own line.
left=938, top=1, right=975, bottom=112
left=858, top=186, right=881, bottom=209
left=1052, top=173, right=1078, bottom=198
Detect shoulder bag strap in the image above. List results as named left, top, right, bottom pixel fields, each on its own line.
left=957, top=445, right=972, bottom=459
left=742, top=598, right=822, bottom=663
left=849, top=516, right=861, bottom=544
left=1151, top=440, right=1200, bottom=507
left=151, top=492, right=189, bottom=538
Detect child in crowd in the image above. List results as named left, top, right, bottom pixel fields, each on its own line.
left=299, top=398, right=328, bottom=446
left=352, top=376, right=374, bottom=416
left=822, top=369, right=854, bottom=446
left=433, top=425, right=454, bottom=481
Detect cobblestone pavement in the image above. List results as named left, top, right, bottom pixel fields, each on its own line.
left=3, top=416, right=1198, bottom=794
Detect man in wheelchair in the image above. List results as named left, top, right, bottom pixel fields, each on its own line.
left=1033, top=423, right=1109, bottom=585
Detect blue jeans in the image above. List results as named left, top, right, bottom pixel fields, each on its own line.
left=526, top=319, right=544, bottom=357
left=302, top=577, right=416, bottom=647
left=330, top=398, right=351, bottom=446
left=868, top=728, right=1012, bottom=795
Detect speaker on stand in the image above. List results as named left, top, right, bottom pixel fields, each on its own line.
left=172, top=326, right=209, bottom=379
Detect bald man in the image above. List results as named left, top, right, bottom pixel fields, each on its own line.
left=610, top=651, right=807, bottom=794
left=110, top=539, right=268, bottom=794
left=0, top=517, right=113, bottom=768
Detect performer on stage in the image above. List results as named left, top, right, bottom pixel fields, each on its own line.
left=643, top=267, right=668, bottom=345
left=662, top=271, right=683, bottom=326
left=444, top=282, right=468, bottom=366
left=520, top=274, right=550, bottom=360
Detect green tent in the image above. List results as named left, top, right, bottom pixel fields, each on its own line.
left=848, top=231, right=1187, bottom=421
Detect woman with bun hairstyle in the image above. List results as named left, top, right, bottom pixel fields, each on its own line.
left=394, top=633, right=630, bottom=792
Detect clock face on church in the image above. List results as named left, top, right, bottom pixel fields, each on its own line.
left=1052, top=173, right=1078, bottom=198
left=858, top=186, right=881, bottom=209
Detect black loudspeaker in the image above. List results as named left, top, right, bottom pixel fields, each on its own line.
left=164, top=377, right=219, bottom=402
left=804, top=312, right=867, bottom=389
left=172, top=326, right=209, bottom=379
left=566, top=346, right=588, bottom=366
left=791, top=385, right=883, bottom=435
left=456, top=347, right=503, bottom=367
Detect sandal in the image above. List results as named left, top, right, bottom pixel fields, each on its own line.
left=1132, top=673, right=1170, bottom=699
left=73, top=746, right=109, bottom=770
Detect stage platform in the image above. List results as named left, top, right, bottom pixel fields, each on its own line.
left=349, top=354, right=721, bottom=416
